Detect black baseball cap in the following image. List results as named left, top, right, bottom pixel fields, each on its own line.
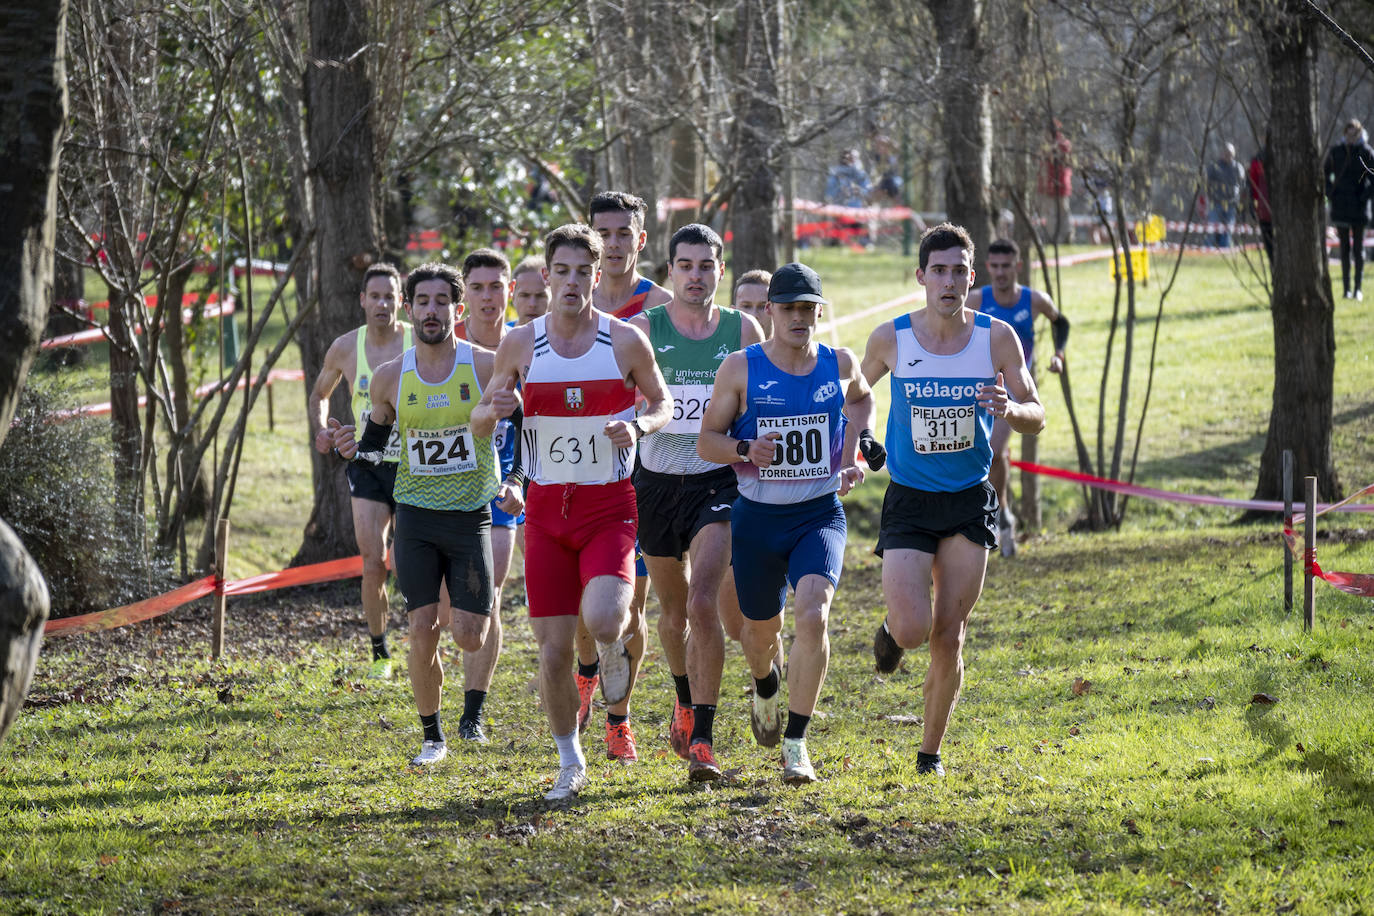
left=767, top=262, right=827, bottom=304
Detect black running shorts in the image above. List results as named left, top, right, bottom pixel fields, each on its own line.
left=874, top=480, right=998, bottom=556
left=393, top=503, right=493, bottom=614
left=634, top=466, right=738, bottom=561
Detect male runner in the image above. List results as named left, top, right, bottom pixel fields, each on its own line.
left=630, top=223, right=764, bottom=781
left=731, top=269, right=773, bottom=339
left=570, top=191, right=673, bottom=759
left=309, top=262, right=412, bottom=679
left=698, top=262, right=875, bottom=784
left=512, top=256, right=551, bottom=325
left=484, top=223, right=672, bottom=801
left=861, top=224, right=1045, bottom=777
left=978, top=238, right=1068, bottom=555
left=448, top=248, right=523, bottom=742
left=332, top=262, right=522, bottom=767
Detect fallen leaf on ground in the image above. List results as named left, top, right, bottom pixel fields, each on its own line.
left=1251, top=693, right=1278, bottom=705
left=1071, top=677, right=1092, bottom=696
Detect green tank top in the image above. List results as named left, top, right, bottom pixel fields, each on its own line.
left=640, top=305, right=742, bottom=475
left=391, top=342, right=501, bottom=512
left=352, top=324, right=413, bottom=463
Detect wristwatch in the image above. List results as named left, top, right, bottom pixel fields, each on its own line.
left=735, top=438, right=752, bottom=458
left=630, top=418, right=648, bottom=440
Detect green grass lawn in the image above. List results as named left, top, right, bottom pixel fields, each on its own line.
left=4, top=247, right=1373, bottom=913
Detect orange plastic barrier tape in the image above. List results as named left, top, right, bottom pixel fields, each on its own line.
left=44, top=552, right=373, bottom=636
left=44, top=576, right=217, bottom=636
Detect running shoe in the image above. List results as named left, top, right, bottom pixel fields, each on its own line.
left=999, top=506, right=1018, bottom=558
left=781, top=737, right=817, bottom=785
left=605, top=719, right=638, bottom=764
left=410, top=739, right=447, bottom=767
left=544, top=763, right=587, bottom=801
left=575, top=671, right=599, bottom=731
left=457, top=717, right=489, bottom=745
left=369, top=657, right=393, bottom=680
left=917, top=754, right=946, bottom=777
left=750, top=666, right=783, bottom=748
left=596, top=637, right=632, bottom=705
left=873, top=620, right=904, bottom=674
left=668, top=699, right=694, bottom=760
left=687, top=740, right=722, bottom=782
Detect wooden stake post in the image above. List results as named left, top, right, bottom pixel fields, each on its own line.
left=1283, top=450, right=1293, bottom=614
left=1304, top=477, right=1316, bottom=632
left=213, top=517, right=230, bottom=658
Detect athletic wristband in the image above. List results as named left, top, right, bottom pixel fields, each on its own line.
left=1051, top=314, right=1071, bottom=352
left=858, top=428, right=886, bottom=471
left=352, top=417, right=392, bottom=466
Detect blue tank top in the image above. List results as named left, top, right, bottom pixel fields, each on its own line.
left=886, top=312, right=996, bottom=492
left=978, top=286, right=1033, bottom=364
left=729, top=343, right=848, bottom=505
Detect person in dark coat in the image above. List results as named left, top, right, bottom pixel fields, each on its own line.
left=1324, top=118, right=1374, bottom=299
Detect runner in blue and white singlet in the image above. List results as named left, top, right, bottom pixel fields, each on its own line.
left=859, top=224, right=1045, bottom=779
left=699, top=262, right=874, bottom=785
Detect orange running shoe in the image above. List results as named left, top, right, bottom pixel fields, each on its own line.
left=576, top=671, right=599, bottom=731
left=687, top=740, right=722, bottom=782
left=605, top=718, right=638, bottom=764
left=669, top=699, right=694, bottom=760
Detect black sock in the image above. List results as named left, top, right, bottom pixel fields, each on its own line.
left=754, top=667, right=779, bottom=700
left=673, top=673, right=693, bottom=707
left=462, top=689, right=486, bottom=724
left=917, top=750, right=941, bottom=766
left=607, top=712, right=628, bottom=726
left=420, top=712, right=443, bottom=744
left=690, top=704, right=716, bottom=745
left=371, top=634, right=389, bottom=660
left=783, top=711, right=809, bottom=741
left=578, top=660, right=599, bottom=679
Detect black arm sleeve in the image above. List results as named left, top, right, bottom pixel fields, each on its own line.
left=1051, top=314, right=1070, bottom=352
left=352, top=417, right=392, bottom=466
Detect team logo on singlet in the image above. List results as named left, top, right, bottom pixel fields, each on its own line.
left=359, top=375, right=370, bottom=391
left=426, top=393, right=450, bottom=409
left=813, top=381, right=839, bottom=403
left=714, top=345, right=730, bottom=360
left=565, top=386, right=584, bottom=409
left=459, top=383, right=471, bottom=401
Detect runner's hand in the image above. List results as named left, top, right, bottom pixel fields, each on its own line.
left=858, top=429, right=886, bottom=471
left=487, top=377, right=521, bottom=418
left=747, top=432, right=783, bottom=468
left=838, top=464, right=865, bottom=496
left=603, top=419, right=637, bottom=448
left=314, top=426, right=336, bottom=455
left=977, top=372, right=1009, bottom=418
left=330, top=418, right=360, bottom=460
left=496, top=481, right=525, bottom=516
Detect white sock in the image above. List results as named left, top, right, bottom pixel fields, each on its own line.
left=554, top=730, right=585, bottom=769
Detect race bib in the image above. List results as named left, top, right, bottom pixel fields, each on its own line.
left=663, top=383, right=713, bottom=435
left=536, top=415, right=615, bottom=483
left=406, top=425, right=478, bottom=476
left=361, top=408, right=403, bottom=462
left=758, top=413, right=830, bottom=481
left=911, top=404, right=976, bottom=454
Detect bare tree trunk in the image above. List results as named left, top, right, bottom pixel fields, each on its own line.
left=1251, top=0, right=1340, bottom=503
left=0, top=0, right=65, bottom=746
left=730, top=0, right=784, bottom=275
left=295, top=0, right=383, bottom=565
left=927, top=0, right=994, bottom=269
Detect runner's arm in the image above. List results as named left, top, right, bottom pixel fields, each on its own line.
left=333, top=358, right=399, bottom=459
left=470, top=346, right=521, bottom=439
left=1032, top=290, right=1068, bottom=373
left=981, top=323, right=1044, bottom=436
left=697, top=352, right=775, bottom=466
left=309, top=335, right=351, bottom=454
left=860, top=320, right=896, bottom=387
left=610, top=321, right=671, bottom=447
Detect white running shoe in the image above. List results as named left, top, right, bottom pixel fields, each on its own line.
left=781, top=737, right=817, bottom=785
left=410, top=739, right=447, bottom=767
left=596, top=637, right=632, bottom=705
left=750, top=667, right=783, bottom=748
left=544, top=763, right=588, bottom=801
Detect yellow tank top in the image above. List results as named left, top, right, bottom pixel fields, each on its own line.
left=352, top=324, right=413, bottom=463
left=392, top=342, right=501, bottom=511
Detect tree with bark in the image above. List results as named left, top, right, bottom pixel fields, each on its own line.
left=0, top=0, right=65, bottom=746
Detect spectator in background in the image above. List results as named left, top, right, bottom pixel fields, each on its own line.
left=1037, top=122, right=1073, bottom=245
left=1206, top=143, right=1246, bottom=249
left=1324, top=118, right=1374, bottom=300
left=1248, top=140, right=1273, bottom=266
left=826, top=149, right=872, bottom=246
